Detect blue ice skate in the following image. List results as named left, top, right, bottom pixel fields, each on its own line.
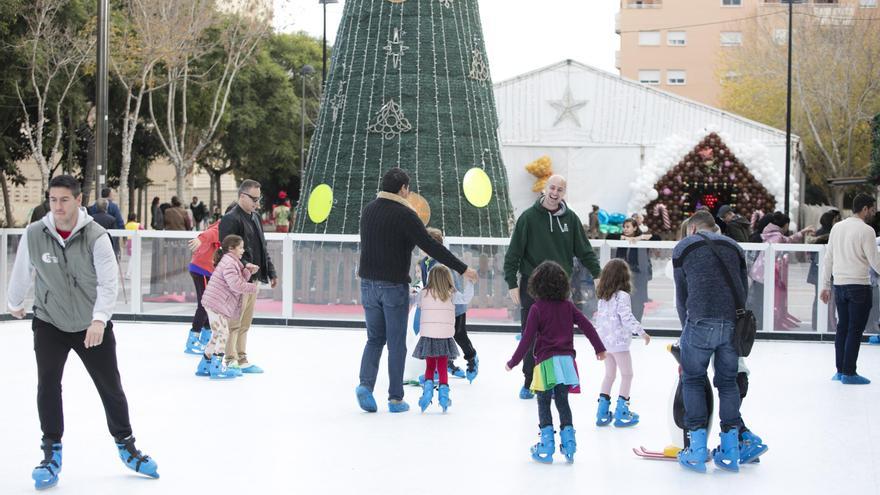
left=116, top=436, right=159, bottom=479
left=595, top=395, right=612, bottom=427
left=419, top=380, right=435, bottom=412
left=418, top=371, right=440, bottom=385
left=184, top=330, right=204, bottom=355
left=356, top=385, right=377, bottom=413
left=868, top=335, right=880, bottom=345
left=32, top=441, right=62, bottom=490
left=530, top=426, right=555, bottom=464
left=678, top=429, right=708, bottom=473
left=613, top=396, right=639, bottom=427
left=437, top=384, right=451, bottom=412
left=448, top=363, right=466, bottom=379
left=388, top=400, right=410, bottom=413
left=199, top=327, right=212, bottom=346
left=739, top=430, right=768, bottom=464
left=195, top=356, right=211, bottom=377
left=559, top=426, right=577, bottom=464
left=209, top=355, right=237, bottom=380
left=466, top=355, right=479, bottom=383
left=713, top=428, right=740, bottom=472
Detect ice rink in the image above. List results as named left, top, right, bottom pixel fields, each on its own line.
left=0, top=320, right=878, bottom=494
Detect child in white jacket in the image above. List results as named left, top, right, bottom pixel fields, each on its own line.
left=594, top=259, right=651, bottom=428
left=412, top=265, right=474, bottom=413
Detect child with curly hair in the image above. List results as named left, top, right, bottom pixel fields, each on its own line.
left=506, top=261, right=606, bottom=464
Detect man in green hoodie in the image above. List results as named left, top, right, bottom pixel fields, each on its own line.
left=504, top=175, right=601, bottom=399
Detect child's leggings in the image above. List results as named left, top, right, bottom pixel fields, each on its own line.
left=424, top=356, right=449, bottom=385
left=601, top=351, right=634, bottom=398
left=537, top=384, right=572, bottom=428
left=204, top=309, right=231, bottom=357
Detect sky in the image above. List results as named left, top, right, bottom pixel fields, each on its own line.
left=273, top=0, right=620, bottom=82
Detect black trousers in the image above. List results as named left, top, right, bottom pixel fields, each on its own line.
left=537, top=384, right=572, bottom=429
left=519, top=275, right=537, bottom=388
left=190, top=271, right=211, bottom=333
left=34, top=317, right=132, bottom=443
left=453, top=313, right=476, bottom=362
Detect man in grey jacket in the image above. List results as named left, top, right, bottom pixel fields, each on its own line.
left=7, top=175, right=158, bottom=489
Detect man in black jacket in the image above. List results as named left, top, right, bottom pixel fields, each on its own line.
left=356, top=168, right=477, bottom=413
left=219, top=179, right=277, bottom=374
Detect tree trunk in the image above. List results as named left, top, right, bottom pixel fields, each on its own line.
left=215, top=173, right=223, bottom=210
left=833, top=188, right=846, bottom=210
left=81, top=128, right=95, bottom=205
left=137, top=188, right=143, bottom=224
left=119, top=153, right=131, bottom=221
left=175, top=161, right=188, bottom=199
left=0, top=170, right=13, bottom=227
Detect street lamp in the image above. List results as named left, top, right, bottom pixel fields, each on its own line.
left=781, top=0, right=803, bottom=215
left=319, top=0, right=339, bottom=87
left=96, top=0, right=109, bottom=197
left=300, top=65, right=316, bottom=174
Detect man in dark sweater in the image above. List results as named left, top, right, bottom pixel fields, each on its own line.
left=503, top=174, right=601, bottom=399
left=356, top=168, right=477, bottom=414
left=672, top=210, right=764, bottom=472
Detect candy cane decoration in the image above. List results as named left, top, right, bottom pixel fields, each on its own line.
left=750, top=210, right=764, bottom=230
left=653, top=203, right=671, bottom=231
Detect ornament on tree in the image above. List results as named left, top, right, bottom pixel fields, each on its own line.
left=328, top=83, right=346, bottom=123
left=652, top=203, right=671, bottom=231
left=383, top=27, right=409, bottom=69
left=468, top=41, right=491, bottom=82
left=367, top=99, right=412, bottom=139
left=438, top=0, right=454, bottom=7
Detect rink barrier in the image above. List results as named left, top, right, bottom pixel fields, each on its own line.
left=1, top=229, right=854, bottom=340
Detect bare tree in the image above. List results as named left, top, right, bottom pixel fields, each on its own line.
left=147, top=1, right=269, bottom=198
left=15, top=0, right=93, bottom=194
left=720, top=8, right=880, bottom=206
left=111, top=0, right=213, bottom=218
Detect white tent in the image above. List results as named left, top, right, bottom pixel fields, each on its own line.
left=493, top=59, right=801, bottom=220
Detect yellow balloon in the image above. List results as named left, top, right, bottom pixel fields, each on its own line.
left=307, top=184, right=333, bottom=223
left=463, top=168, right=492, bottom=208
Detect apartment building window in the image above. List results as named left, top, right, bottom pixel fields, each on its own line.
left=667, top=31, right=687, bottom=46
left=638, top=31, right=661, bottom=46
left=773, top=28, right=787, bottom=45
left=722, top=0, right=742, bottom=6
left=667, top=70, right=687, bottom=85
left=638, top=70, right=661, bottom=85
left=720, top=31, right=743, bottom=47
left=627, top=0, right=662, bottom=8
left=860, top=0, right=877, bottom=7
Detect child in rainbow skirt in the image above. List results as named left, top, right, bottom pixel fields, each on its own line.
left=506, top=261, right=606, bottom=464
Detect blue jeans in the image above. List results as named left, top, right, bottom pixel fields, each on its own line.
left=680, top=318, right=744, bottom=431
left=358, top=279, right=410, bottom=401
left=834, top=284, right=872, bottom=375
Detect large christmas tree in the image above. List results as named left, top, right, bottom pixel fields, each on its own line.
left=293, top=0, right=513, bottom=237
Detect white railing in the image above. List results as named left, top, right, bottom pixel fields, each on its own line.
left=1, top=229, right=843, bottom=334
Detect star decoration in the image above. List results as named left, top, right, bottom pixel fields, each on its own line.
left=383, top=27, right=409, bottom=70
left=548, top=87, right=588, bottom=127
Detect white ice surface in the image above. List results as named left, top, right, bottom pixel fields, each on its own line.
left=0, top=320, right=878, bottom=494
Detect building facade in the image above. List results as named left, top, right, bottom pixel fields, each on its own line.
left=616, top=0, right=877, bottom=106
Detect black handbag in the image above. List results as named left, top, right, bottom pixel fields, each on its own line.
left=696, top=233, right=757, bottom=357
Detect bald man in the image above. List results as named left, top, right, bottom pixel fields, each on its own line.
left=503, top=175, right=601, bottom=398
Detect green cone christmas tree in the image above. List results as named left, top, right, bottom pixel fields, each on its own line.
left=294, top=0, right=513, bottom=237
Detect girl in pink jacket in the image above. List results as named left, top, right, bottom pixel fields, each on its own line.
left=413, top=265, right=473, bottom=413
left=594, top=259, right=651, bottom=428
left=195, top=234, right=259, bottom=379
